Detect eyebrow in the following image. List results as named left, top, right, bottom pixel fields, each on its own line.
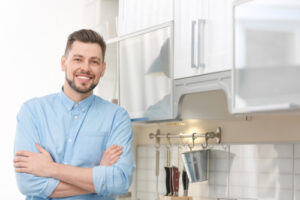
left=73, top=54, right=102, bottom=62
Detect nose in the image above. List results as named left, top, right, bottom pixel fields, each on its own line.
left=81, top=61, right=90, bottom=71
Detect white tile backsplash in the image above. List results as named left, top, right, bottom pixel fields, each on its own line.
left=135, top=144, right=299, bottom=200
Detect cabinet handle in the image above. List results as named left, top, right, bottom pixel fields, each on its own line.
left=191, top=20, right=197, bottom=68
left=197, top=19, right=206, bottom=68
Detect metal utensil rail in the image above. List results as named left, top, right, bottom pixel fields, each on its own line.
left=149, top=127, right=221, bottom=149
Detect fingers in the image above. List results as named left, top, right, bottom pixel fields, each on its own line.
left=105, top=144, right=123, bottom=154
left=13, top=156, right=28, bottom=163
left=13, top=161, right=28, bottom=168
left=15, top=150, right=36, bottom=157
left=35, top=143, right=47, bottom=154
left=13, top=156, right=29, bottom=171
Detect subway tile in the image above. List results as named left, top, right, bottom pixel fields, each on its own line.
left=230, top=144, right=293, bottom=159
left=229, top=187, right=293, bottom=200
left=294, top=174, right=300, bottom=190
left=294, top=144, right=300, bottom=158
left=294, top=159, right=300, bottom=174
left=229, top=186, right=258, bottom=199
left=294, top=190, right=300, bottom=200
left=229, top=172, right=292, bottom=189
left=257, top=188, right=293, bottom=200
left=230, top=158, right=293, bottom=174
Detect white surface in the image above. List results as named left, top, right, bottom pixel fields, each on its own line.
left=174, top=0, right=232, bottom=79
left=0, top=0, right=99, bottom=198
left=118, top=0, right=173, bottom=36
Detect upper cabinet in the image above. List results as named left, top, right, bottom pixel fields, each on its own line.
left=119, top=24, right=173, bottom=121
left=83, top=0, right=119, bottom=40
left=232, top=0, right=300, bottom=113
left=94, top=41, right=119, bottom=103
left=174, top=0, right=233, bottom=79
left=118, top=0, right=173, bottom=36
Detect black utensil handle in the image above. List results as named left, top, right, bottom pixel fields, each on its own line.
left=164, top=167, right=170, bottom=196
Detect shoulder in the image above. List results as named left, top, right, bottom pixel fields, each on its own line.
left=20, top=93, right=59, bottom=114
left=93, top=96, right=130, bottom=119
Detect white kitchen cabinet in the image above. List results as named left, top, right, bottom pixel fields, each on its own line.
left=118, top=0, right=173, bottom=36
left=174, top=0, right=233, bottom=79
left=94, top=41, right=119, bottom=103
left=83, top=0, right=119, bottom=40
left=119, top=23, right=173, bottom=120
left=232, top=0, right=300, bottom=113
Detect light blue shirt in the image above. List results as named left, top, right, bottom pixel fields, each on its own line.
left=14, top=90, right=135, bottom=200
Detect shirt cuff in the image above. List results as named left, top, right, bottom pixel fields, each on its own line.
left=40, top=178, right=60, bottom=198
left=93, top=166, right=107, bottom=195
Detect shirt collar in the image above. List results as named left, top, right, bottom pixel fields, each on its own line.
left=60, top=88, right=95, bottom=112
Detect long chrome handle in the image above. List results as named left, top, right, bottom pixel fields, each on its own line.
left=198, top=19, right=206, bottom=68
left=191, top=20, right=197, bottom=68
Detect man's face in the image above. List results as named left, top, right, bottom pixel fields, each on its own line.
left=61, top=41, right=106, bottom=94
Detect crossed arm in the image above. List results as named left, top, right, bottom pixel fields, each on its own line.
left=14, top=143, right=123, bottom=198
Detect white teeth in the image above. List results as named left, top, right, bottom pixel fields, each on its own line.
left=77, top=76, right=90, bottom=80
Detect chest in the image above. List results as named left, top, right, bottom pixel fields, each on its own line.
left=38, top=108, right=111, bottom=167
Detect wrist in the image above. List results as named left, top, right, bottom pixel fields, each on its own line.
left=49, top=162, right=60, bottom=178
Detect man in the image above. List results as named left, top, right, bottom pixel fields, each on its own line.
left=13, top=29, right=135, bottom=200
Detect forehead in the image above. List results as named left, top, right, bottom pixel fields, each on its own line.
left=69, top=41, right=103, bottom=60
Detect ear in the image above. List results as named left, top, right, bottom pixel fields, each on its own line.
left=100, top=62, right=106, bottom=77
left=61, top=55, right=66, bottom=72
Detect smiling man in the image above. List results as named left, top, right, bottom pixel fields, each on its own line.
left=13, top=29, right=135, bottom=200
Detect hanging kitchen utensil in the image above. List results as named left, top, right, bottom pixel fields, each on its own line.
left=164, top=134, right=173, bottom=196
left=182, top=168, right=189, bottom=196
left=154, top=130, right=161, bottom=200
left=172, top=166, right=179, bottom=196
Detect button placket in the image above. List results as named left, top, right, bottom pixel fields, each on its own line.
left=64, top=106, right=82, bottom=165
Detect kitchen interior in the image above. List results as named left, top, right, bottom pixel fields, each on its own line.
left=1, top=0, right=300, bottom=199
left=94, top=0, right=300, bottom=200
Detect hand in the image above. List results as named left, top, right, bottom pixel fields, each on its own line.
left=14, top=144, right=54, bottom=177
left=100, top=144, right=123, bottom=166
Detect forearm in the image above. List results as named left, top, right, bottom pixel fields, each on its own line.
left=50, top=163, right=95, bottom=193
left=50, top=181, right=92, bottom=198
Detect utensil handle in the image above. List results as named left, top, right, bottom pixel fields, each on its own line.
left=164, top=167, right=171, bottom=196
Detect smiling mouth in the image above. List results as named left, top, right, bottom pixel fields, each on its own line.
left=77, top=76, right=90, bottom=80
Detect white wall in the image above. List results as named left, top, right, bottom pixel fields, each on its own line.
left=0, top=0, right=95, bottom=198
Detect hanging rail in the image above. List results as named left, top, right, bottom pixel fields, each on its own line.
left=149, top=127, right=221, bottom=148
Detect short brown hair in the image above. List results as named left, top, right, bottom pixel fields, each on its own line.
left=64, top=29, right=106, bottom=61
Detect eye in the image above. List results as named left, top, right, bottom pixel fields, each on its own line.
left=91, top=60, right=100, bottom=65
left=74, top=58, right=81, bottom=62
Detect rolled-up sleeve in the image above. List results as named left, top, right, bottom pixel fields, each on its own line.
left=14, top=102, right=59, bottom=198
left=92, top=107, right=135, bottom=196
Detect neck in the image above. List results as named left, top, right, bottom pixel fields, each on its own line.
left=63, top=81, right=93, bottom=103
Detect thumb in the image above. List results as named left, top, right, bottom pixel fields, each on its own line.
left=36, top=143, right=46, bottom=154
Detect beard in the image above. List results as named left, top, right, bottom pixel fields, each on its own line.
left=66, top=73, right=98, bottom=94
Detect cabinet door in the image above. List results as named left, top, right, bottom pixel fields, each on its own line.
left=94, top=42, right=119, bottom=103
left=174, top=0, right=232, bottom=79
left=232, top=0, right=300, bottom=113
left=118, top=0, right=173, bottom=36
left=119, top=25, right=173, bottom=120
left=82, top=0, right=119, bottom=40
left=205, top=0, right=232, bottom=73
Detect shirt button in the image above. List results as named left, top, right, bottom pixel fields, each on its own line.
left=75, top=104, right=78, bottom=107
left=64, top=162, right=68, bottom=165
left=74, top=115, right=78, bottom=119
left=68, top=138, right=72, bottom=143
left=82, top=108, right=85, bottom=112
